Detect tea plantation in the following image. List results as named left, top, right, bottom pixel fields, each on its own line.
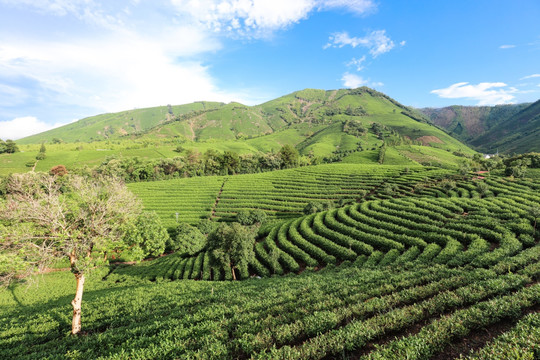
left=1, top=162, right=539, bottom=359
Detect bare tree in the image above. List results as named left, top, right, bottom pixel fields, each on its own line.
left=0, top=172, right=142, bottom=334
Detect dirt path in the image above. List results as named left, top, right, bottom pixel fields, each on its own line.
left=211, top=179, right=227, bottom=218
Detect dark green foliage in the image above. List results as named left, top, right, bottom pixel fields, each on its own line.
left=197, top=219, right=218, bottom=235
left=0, top=139, right=18, bottom=154
left=343, top=120, right=367, bottom=137
left=279, top=144, right=299, bottom=169
left=170, top=223, right=206, bottom=255
left=35, top=152, right=46, bottom=160
left=208, top=222, right=256, bottom=280
left=236, top=209, right=267, bottom=225
left=122, top=211, right=169, bottom=261
left=378, top=143, right=386, bottom=164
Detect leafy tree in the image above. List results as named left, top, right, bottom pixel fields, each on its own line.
left=279, top=144, right=299, bottom=169
left=197, top=219, right=218, bottom=235
left=0, top=173, right=141, bottom=334
left=505, top=158, right=531, bottom=178
left=122, top=211, right=169, bottom=261
left=208, top=223, right=255, bottom=280
left=220, top=150, right=240, bottom=174
left=170, top=223, right=206, bottom=255
left=3, top=140, right=18, bottom=153
left=39, top=143, right=46, bottom=154
left=236, top=209, right=267, bottom=225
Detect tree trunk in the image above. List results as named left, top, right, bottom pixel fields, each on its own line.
left=71, top=272, right=85, bottom=335
left=231, top=266, right=237, bottom=281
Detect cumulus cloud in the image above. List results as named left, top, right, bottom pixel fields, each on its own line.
left=520, top=74, right=540, bottom=80
left=0, top=26, right=233, bottom=114
left=431, top=82, right=517, bottom=105
left=0, top=116, right=72, bottom=140
left=170, top=0, right=376, bottom=37
left=499, top=44, right=516, bottom=49
left=325, top=30, right=396, bottom=57
left=341, top=73, right=382, bottom=89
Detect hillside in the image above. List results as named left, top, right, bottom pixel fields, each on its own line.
left=470, top=99, right=540, bottom=154
left=419, top=104, right=528, bottom=142
left=17, top=101, right=226, bottom=144
left=420, top=101, right=540, bottom=154
left=5, top=88, right=474, bottom=176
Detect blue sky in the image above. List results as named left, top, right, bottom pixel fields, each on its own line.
left=0, top=0, right=539, bottom=139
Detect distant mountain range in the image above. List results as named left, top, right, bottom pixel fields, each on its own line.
left=420, top=100, right=540, bottom=154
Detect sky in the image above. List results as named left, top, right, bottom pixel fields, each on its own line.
left=0, top=0, right=539, bottom=140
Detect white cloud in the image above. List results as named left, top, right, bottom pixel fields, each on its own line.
left=0, top=116, right=72, bottom=140
left=170, top=0, right=376, bottom=37
left=399, top=40, right=406, bottom=46
left=431, top=82, right=517, bottom=105
left=325, top=30, right=396, bottom=57
left=346, top=56, right=366, bottom=71
left=341, top=72, right=382, bottom=89
left=499, top=44, right=516, bottom=49
left=521, top=74, right=540, bottom=80
left=342, top=73, right=367, bottom=88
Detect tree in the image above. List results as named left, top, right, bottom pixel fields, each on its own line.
left=208, top=223, right=255, bottom=280
left=4, top=140, right=19, bottom=153
left=279, top=144, right=299, bottom=169
left=170, top=223, right=207, bottom=255
left=122, top=211, right=169, bottom=261
left=39, top=143, right=46, bottom=154
left=0, top=173, right=142, bottom=335
left=220, top=151, right=240, bottom=175
left=236, top=209, right=267, bottom=226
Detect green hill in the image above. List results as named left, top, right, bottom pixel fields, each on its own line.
left=420, top=101, right=540, bottom=154
left=17, top=101, right=226, bottom=144
left=420, top=104, right=528, bottom=142
left=3, top=87, right=475, bottom=176
left=470, top=100, right=540, bottom=154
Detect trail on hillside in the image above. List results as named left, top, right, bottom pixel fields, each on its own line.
left=211, top=179, right=228, bottom=218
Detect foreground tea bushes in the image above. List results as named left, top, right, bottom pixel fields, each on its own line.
left=1, top=246, right=539, bottom=359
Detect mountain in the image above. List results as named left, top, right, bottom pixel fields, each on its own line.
left=419, top=104, right=529, bottom=142
left=18, top=87, right=471, bottom=155
left=470, top=99, right=540, bottom=154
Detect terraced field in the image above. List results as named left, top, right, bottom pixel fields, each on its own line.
left=128, top=164, right=452, bottom=227
left=119, top=174, right=540, bottom=281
